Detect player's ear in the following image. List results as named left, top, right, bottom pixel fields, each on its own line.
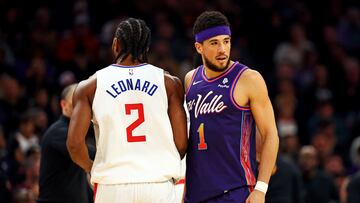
left=60, top=99, right=66, bottom=110
left=112, top=38, right=121, bottom=56
left=194, top=42, right=203, bottom=55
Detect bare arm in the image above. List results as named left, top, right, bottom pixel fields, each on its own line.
left=165, top=73, right=188, bottom=159
left=66, top=76, right=96, bottom=173
left=245, top=70, right=279, bottom=184
left=236, top=70, right=279, bottom=186
left=237, top=70, right=278, bottom=203
left=247, top=71, right=278, bottom=184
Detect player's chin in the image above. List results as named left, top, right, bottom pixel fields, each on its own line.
left=216, top=60, right=228, bottom=69
left=217, top=63, right=228, bottom=70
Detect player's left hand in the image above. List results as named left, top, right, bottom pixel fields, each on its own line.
left=245, top=190, right=265, bottom=203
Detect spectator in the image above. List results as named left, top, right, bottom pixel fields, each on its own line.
left=274, top=24, right=315, bottom=70
left=266, top=155, right=304, bottom=203
left=298, top=145, right=339, bottom=203
left=38, top=83, right=95, bottom=203
left=8, top=112, right=39, bottom=155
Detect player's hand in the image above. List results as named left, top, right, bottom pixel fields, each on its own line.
left=245, top=190, right=265, bottom=203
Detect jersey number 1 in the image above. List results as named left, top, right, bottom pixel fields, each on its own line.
left=197, top=123, right=207, bottom=150
left=125, top=103, right=146, bottom=142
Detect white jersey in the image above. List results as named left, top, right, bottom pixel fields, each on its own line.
left=90, top=63, right=181, bottom=184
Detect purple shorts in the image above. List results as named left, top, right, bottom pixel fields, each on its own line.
left=188, top=186, right=251, bottom=203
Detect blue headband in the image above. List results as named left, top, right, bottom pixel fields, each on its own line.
left=195, top=25, right=231, bottom=43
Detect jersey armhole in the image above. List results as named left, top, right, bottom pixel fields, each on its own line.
left=185, top=67, right=200, bottom=96
left=162, top=69, right=170, bottom=110
left=230, top=67, right=251, bottom=110
left=92, top=71, right=100, bottom=120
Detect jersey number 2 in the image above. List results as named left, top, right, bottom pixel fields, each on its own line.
left=125, top=103, right=146, bottom=142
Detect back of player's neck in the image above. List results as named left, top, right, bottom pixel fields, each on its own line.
left=116, top=56, right=141, bottom=66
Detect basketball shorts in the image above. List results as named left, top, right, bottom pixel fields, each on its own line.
left=94, top=180, right=177, bottom=203
left=185, top=186, right=251, bottom=203
left=175, top=178, right=185, bottom=203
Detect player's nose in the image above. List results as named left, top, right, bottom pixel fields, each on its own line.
left=218, top=43, right=226, bottom=53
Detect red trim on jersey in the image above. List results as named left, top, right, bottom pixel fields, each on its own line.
left=93, top=183, right=98, bottom=202
left=176, top=178, right=185, bottom=185
left=230, top=67, right=251, bottom=110
left=240, top=112, right=256, bottom=186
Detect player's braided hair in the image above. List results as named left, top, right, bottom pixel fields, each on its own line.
left=114, top=18, right=151, bottom=63
left=193, top=11, right=230, bottom=37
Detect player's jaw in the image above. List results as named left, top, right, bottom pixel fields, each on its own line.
left=204, top=54, right=230, bottom=72
left=215, top=54, right=229, bottom=67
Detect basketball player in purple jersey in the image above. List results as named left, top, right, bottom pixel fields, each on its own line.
left=184, top=11, right=279, bottom=203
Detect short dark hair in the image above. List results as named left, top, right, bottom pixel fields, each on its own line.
left=60, top=83, right=77, bottom=100
left=193, top=11, right=230, bottom=36
left=114, top=18, right=151, bottom=63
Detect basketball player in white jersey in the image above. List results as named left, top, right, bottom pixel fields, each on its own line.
left=66, top=17, right=188, bottom=203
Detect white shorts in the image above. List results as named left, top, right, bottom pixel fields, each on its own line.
left=94, top=181, right=178, bottom=203
left=175, top=178, right=185, bottom=203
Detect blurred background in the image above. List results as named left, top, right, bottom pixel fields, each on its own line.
left=0, top=0, right=360, bottom=202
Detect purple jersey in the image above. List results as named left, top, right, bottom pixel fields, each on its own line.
left=185, top=62, right=257, bottom=202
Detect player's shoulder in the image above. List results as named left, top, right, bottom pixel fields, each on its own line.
left=184, top=68, right=199, bottom=91
left=146, top=63, right=168, bottom=73
left=239, top=68, right=264, bottom=84
left=185, top=69, right=197, bottom=81
left=74, top=74, right=97, bottom=98
left=237, top=68, right=268, bottom=96
left=164, top=72, right=184, bottom=98
left=164, top=72, right=182, bottom=89
left=79, top=74, right=97, bottom=88
left=96, top=64, right=116, bottom=73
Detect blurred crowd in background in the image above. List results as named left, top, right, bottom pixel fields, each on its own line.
left=0, top=0, right=360, bottom=202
